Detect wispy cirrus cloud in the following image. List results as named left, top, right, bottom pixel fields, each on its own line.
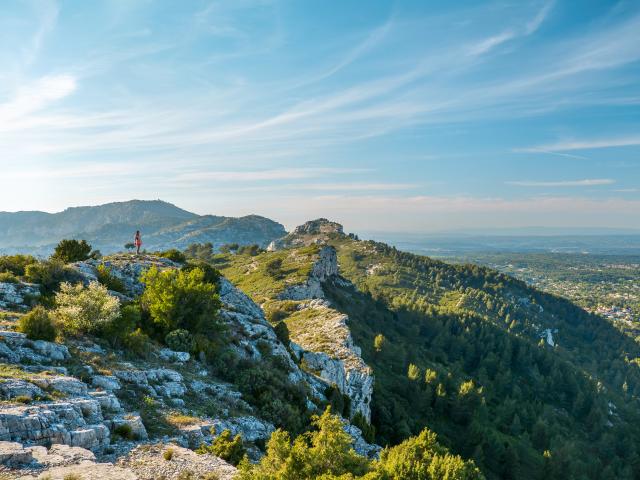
left=521, top=135, right=640, bottom=152
left=506, top=179, right=615, bottom=187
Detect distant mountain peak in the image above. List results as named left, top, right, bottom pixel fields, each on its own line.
left=0, top=200, right=285, bottom=255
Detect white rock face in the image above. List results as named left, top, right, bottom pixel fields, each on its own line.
left=279, top=246, right=338, bottom=300
left=0, top=331, right=70, bottom=365
left=209, top=416, right=276, bottom=443
left=0, top=282, right=39, bottom=310
left=277, top=247, right=375, bottom=422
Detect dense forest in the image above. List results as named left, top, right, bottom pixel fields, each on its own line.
left=207, top=235, right=640, bottom=479
left=325, top=238, right=640, bottom=479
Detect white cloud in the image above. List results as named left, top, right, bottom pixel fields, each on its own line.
left=522, top=136, right=640, bottom=152
left=467, top=31, right=515, bottom=56
left=506, top=179, right=615, bottom=187
left=0, top=74, right=76, bottom=128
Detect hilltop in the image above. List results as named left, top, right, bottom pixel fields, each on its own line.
left=0, top=200, right=286, bottom=255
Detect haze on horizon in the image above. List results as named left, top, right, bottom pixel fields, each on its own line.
left=1, top=0, right=639, bottom=233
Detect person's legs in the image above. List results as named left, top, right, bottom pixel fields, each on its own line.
left=136, top=245, right=140, bottom=254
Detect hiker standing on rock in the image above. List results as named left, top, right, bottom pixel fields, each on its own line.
left=134, top=230, right=142, bottom=255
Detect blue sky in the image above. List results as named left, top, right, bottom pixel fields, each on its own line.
left=0, top=0, right=639, bottom=232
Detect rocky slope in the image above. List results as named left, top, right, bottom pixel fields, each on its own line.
left=219, top=228, right=377, bottom=428
left=0, top=253, right=378, bottom=478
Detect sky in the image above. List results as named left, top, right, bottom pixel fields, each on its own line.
left=0, top=0, right=639, bottom=233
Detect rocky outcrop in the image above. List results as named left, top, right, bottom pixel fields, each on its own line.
left=290, top=307, right=374, bottom=421
left=268, top=218, right=345, bottom=251
left=0, top=282, right=39, bottom=311
left=72, top=255, right=179, bottom=297
left=0, top=331, right=70, bottom=365
left=279, top=246, right=338, bottom=300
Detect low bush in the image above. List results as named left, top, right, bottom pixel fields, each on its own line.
left=123, top=328, right=152, bottom=358
left=163, top=447, right=175, bottom=461
left=0, top=254, right=37, bottom=276
left=55, top=282, right=120, bottom=335
left=0, top=271, right=19, bottom=283
left=113, top=423, right=134, bottom=440
left=165, top=329, right=194, bottom=352
left=181, top=261, right=220, bottom=285
left=158, top=249, right=187, bottom=263
left=140, top=267, right=221, bottom=337
left=17, top=306, right=57, bottom=341
left=273, top=321, right=290, bottom=346
left=96, top=264, right=125, bottom=293
left=96, top=304, right=141, bottom=349
left=237, top=244, right=262, bottom=256
left=197, top=429, right=246, bottom=466
left=52, top=239, right=92, bottom=263
left=25, top=260, right=82, bottom=295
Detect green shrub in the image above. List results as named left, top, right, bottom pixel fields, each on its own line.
left=0, top=254, right=37, bottom=276
left=0, top=271, right=19, bottom=283
left=237, top=244, right=262, bottom=256
left=17, top=306, right=57, bottom=341
left=352, top=412, right=376, bottom=444
left=123, top=328, right=152, bottom=358
left=96, top=264, right=125, bottom=293
left=235, top=358, right=309, bottom=435
left=113, top=423, right=135, bottom=440
left=273, top=321, right=290, bottom=346
left=165, top=329, right=194, bottom=352
left=265, top=258, right=283, bottom=278
left=55, top=282, right=120, bottom=335
left=237, top=407, right=368, bottom=479
left=25, top=260, right=82, bottom=295
left=140, top=267, right=221, bottom=337
left=163, top=447, right=175, bottom=460
left=158, top=249, right=187, bottom=263
left=181, top=261, right=221, bottom=285
left=52, top=239, right=92, bottom=263
left=14, top=395, right=32, bottom=404
left=197, top=429, right=246, bottom=466
left=96, top=304, right=141, bottom=348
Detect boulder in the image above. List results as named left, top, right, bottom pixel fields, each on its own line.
left=0, top=379, right=45, bottom=400
left=31, top=376, right=88, bottom=397
left=92, top=375, right=121, bottom=392
left=0, top=441, right=33, bottom=466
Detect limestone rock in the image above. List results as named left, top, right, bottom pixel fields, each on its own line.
left=208, top=416, right=275, bottom=443
left=116, top=443, right=237, bottom=480
left=0, top=282, right=39, bottom=311
left=0, top=380, right=45, bottom=401
left=92, top=375, right=121, bottom=392
left=31, top=376, right=88, bottom=397
left=157, top=348, right=190, bottom=363
left=0, top=441, right=33, bottom=466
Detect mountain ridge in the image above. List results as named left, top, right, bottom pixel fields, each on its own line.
left=0, top=200, right=286, bottom=255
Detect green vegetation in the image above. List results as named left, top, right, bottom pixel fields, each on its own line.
left=52, top=239, right=93, bottom=263
left=0, top=254, right=37, bottom=276
left=55, top=281, right=120, bottom=335
left=140, top=266, right=221, bottom=337
left=157, top=248, right=187, bottom=263
left=24, top=259, right=81, bottom=296
left=16, top=306, right=57, bottom=341
left=215, top=245, right=319, bottom=301
left=96, top=264, right=125, bottom=292
left=215, top=235, right=640, bottom=479
left=197, top=429, right=246, bottom=466
left=238, top=407, right=481, bottom=480
left=324, top=238, right=640, bottom=479
left=165, top=329, right=195, bottom=352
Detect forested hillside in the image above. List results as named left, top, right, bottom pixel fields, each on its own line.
left=210, top=230, right=640, bottom=479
